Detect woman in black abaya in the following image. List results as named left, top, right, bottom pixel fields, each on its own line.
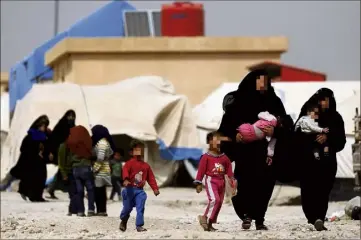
left=218, top=69, right=287, bottom=230
left=295, top=88, right=346, bottom=231
left=46, top=110, right=76, bottom=199
left=10, top=115, right=50, bottom=202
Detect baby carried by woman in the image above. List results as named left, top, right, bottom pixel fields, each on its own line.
left=294, top=103, right=329, bottom=160
left=237, top=111, right=278, bottom=164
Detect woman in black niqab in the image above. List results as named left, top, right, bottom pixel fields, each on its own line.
left=49, top=110, right=76, bottom=160
left=295, top=88, right=346, bottom=231
left=218, top=69, right=288, bottom=230
left=46, top=110, right=76, bottom=199
left=10, top=115, right=50, bottom=202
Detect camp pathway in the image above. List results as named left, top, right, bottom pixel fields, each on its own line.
left=1, top=188, right=360, bottom=239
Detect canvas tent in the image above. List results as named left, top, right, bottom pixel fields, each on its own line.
left=1, top=93, right=10, bottom=151
left=1, top=76, right=202, bottom=187
left=188, top=81, right=360, bottom=179
left=1, top=93, right=9, bottom=133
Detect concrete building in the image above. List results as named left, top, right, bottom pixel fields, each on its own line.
left=0, top=72, right=9, bottom=93
left=45, top=36, right=288, bottom=105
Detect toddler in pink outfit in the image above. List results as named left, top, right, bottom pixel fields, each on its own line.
left=237, top=111, right=278, bottom=161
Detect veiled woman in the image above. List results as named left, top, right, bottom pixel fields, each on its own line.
left=218, top=69, right=288, bottom=230
left=10, top=115, right=50, bottom=202
left=46, top=110, right=76, bottom=199
left=294, top=88, right=346, bottom=231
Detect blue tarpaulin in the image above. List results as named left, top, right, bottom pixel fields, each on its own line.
left=9, top=0, right=135, bottom=111
left=157, top=139, right=203, bottom=161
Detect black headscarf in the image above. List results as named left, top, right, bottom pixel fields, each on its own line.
left=29, top=115, right=50, bottom=130
left=50, top=110, right=76, bottom=146
left=295, top=87, right=346, bottom=154
left=219, top=69, right=283, bottom=139
left=28, top=115, right=49, bottom=141
left=296, top=88, right=337, bottom=125
left=91, top=125, right=116, bottom=151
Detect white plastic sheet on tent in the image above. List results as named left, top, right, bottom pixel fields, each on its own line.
left=188, top=81, right=360, bottom=179
left=1, top=76, right=202, bottom=186
left=1, top=93, right=9, bottom=132
left=1, top=93, right=10, bottom=158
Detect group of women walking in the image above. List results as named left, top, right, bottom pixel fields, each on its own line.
left=2, top=68, right=346, bottom=231
left=218, top=69, right=346, bottom=231
left=6, top=109, right=117, bottom=216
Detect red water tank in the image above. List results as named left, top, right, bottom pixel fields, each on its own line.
left=161, top=2, right=204, bottom=37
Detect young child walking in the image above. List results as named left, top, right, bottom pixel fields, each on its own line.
left=237, top=111, right=278, bottom=165
left=194, top=131, right=235, bottom=232
left=110, top=149, right=124, bottom=201
left=295, top=104, right=329, bottom=160
left=119, top=140, right=160, bottom=232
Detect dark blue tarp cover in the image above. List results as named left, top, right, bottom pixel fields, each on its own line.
left=9, top=0, right=135, bottom=111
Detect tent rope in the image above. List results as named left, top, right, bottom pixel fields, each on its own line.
left=79, top=85, right=92, bottom=129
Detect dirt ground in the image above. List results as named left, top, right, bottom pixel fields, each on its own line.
left=1, top=187, right=360, bottom=239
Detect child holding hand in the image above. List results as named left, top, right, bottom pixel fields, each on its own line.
left=194, top=131, right=235, bottom=232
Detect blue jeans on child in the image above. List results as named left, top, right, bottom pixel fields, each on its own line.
left=67, top=173, right=78, bottom=214
left=120, top=187, right=147, bottom=227
left=73, top=166, right=95, bottom=213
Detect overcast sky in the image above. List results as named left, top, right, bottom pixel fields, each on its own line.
left=1, top=0, right=360, bottom=80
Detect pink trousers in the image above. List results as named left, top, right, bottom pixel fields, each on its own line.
left=204, top=176, right=225, bottom=223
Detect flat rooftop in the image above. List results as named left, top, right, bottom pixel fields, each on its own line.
left=45, top=36, right=288, bottom=66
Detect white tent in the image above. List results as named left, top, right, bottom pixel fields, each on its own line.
left=1, top=92, right=9, bottom=132
left=1, top=76, right=202, bottom=187
left=188, top=81, right=360, bottom=179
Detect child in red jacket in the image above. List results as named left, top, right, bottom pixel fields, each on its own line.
left=194, top=131, right=235, bottom=232
left=119, top=140, right=159, bottom=232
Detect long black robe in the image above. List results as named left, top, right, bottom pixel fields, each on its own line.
left=48, top=110, right=76, bottom=165
left=295, top=88, right=346, bottom=224
left=218, top=70, right=287, bottom=225
left=10, top=115, right=49, bottom=201
left=271, top=115, right=298, bottom=183
left=46, top=110, right=76, bottom=193
left=16, top=135, right=47, bottom=201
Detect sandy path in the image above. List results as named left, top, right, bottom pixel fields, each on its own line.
left=1, top=188, right=360, bottom=239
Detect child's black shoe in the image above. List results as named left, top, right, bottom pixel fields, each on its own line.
left=136, top=226, right=147, bottom=232
left=208, top=224, right=217, bottom=232
left=119, top=219, right=128, bottom=232
left=256, top=224, right=268, bottom=231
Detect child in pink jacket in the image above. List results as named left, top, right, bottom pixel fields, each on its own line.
left=194, top=131, right=234, bottom=232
